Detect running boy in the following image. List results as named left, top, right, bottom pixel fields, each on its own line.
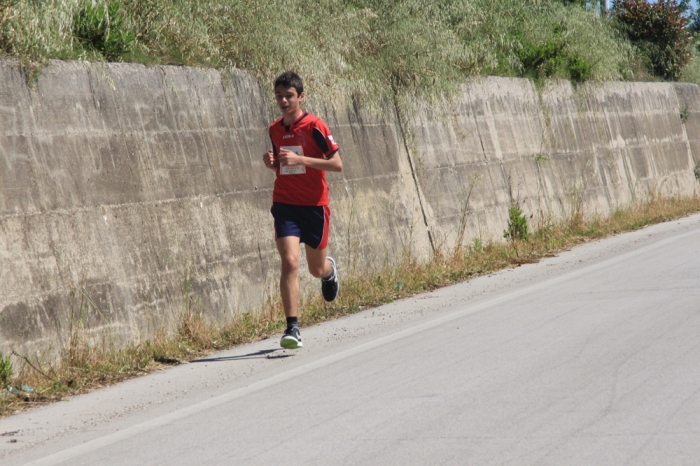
left=262, top=71, right=343, bottom=349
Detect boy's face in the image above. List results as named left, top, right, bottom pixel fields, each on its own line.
left=275, top=85, right=304, bottom=118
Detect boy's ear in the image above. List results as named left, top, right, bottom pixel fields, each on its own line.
left=299, top=91, right=305, bottom=102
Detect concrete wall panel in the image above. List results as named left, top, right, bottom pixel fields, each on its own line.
left=673, top=83, right=700, bottom=173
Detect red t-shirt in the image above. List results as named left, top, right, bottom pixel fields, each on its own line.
left=269, top=112, right=339, bottom=206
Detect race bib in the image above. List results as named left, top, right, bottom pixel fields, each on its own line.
left=280, top=146, right=306, bottom=175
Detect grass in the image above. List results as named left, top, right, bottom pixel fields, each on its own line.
left=681, top=46, right=700, bottom=87
left=3, top=0, right=687, bottom=105
left=3, top=194, right=700, bottom=418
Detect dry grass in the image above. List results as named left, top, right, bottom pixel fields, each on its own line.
left=2, top=195, right=700, bottom=417
left=0, top=0, right=644, bottom=104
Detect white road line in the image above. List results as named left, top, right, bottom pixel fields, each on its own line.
left=20, top=227, right=700, bottom=466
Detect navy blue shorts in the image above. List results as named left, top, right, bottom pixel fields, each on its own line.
left=271, top=202, right=331, bottom=250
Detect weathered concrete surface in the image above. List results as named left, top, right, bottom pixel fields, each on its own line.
left=408, top=79, right=700, bottom=248
left=0, top=61, right=698, bottom=358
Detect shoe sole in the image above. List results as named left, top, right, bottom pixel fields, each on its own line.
left=280, top=337, right=303, bottom=349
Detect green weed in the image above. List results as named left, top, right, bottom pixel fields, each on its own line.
left=0, top=354, right=13, bottom=388
left=504, top=204, right=530, bottom=242
left=73, top=1, right=135, bottom=61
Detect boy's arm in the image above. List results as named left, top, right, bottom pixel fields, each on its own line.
left=262, top=149, right=278, bottom=170
left=264, top=133, right=279, bottom=170
left=277, top=148, right=343, bottom=172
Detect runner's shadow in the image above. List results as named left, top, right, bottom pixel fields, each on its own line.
left=191, top=349, right=292, bottom=363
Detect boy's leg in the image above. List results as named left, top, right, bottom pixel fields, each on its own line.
left=306, top=245, right=339, bottom=302
left=276, top=236, right=301, bottom=318
left=305, top=245, right=331, bottom=279
left=277, top=236, right=304, bottom=349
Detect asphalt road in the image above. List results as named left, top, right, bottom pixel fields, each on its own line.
left=2, top=213, right=700, bottom=465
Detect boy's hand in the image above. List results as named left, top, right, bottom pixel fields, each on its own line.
left=263, top=150, right=277, bottom=169
left=278, top=147, right=305, bottom=167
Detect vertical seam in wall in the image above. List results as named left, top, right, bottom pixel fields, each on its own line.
left=466, top=87, right=488, bottom=163
left=476, top=120, right=487, bottom=162
left=595, top=154, right=614, bottom=212
left=534, top=159, right=552, bottom=220
left=392, top=96, right=435, bottom=253
left=602, top=95, right=636, bottom=203
left=587, top=89, right=615, bottom=213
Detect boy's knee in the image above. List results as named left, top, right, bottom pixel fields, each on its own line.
left=307, top=259, right=328, bottom=279
left=308, top=265, right=324, bottom=279
left=280, top=254, right=300, bottom=274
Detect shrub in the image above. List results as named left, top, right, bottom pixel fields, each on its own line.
left=567, top=53, right=593, bottom=81
left=517, top=31, right=569, bottom=79
left=613, top=0, right=694, bottom=80
left=514, top=25, right=594, bottom=82
left=73, top=1, right=134, bottom=61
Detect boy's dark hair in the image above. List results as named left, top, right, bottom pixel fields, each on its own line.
left=274, top=71, right=304, bottom=95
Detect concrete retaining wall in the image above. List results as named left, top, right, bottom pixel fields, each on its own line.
left=0, top=61, right=697, bottom=358
left=408, top=79, right=699, bottom=249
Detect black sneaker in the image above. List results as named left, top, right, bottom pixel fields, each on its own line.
left=321, top=256, right=339, bottom=302
left=280, top=326, right=303, bottom=349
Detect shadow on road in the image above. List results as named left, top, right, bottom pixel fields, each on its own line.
left=191, top=349, right=293, bottom=363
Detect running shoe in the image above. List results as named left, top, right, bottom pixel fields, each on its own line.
left=321, top=256, right=339, bottom=302
left=280, top=326, right=303, bottom=349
